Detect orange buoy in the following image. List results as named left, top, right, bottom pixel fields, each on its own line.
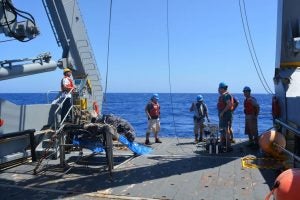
left=0, top=119, right=4, bottom=127
left=265, top=169, right=300, bottom=200
left=259, top=129, right=286, bottom=158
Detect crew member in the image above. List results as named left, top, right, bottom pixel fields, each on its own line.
left=145, top=93, right=162, bottom=145
left=190, top=94, right=210, bottom=143
left=243, top=86, right=260, bottom=148
left=61, top=68, right=75, bottom=122
left=217, top=82, right=233, bottom=152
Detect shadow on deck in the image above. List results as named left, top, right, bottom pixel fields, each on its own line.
left=0, top=138, right=282, bottom=200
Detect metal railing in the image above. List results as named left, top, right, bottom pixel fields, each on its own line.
left=275, top=119, right=300, bottom=137
left=273, top=143, right=300, bottom=162
left=54, top=88, right=74, bottom=131
left=0, top=129, right=36, bottom=162
left=274, top=119, right=300, bottom=165
left=46, top=90, right=60, bottom=104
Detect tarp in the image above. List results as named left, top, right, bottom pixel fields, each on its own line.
left=72, top=135, right=153, bottom=155
left=118, top=135, right=153, bottom=155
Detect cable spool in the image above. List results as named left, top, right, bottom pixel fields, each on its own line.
left=259, top=129, right=286, bottom=158
left=265, top=169, right=300, bottom=200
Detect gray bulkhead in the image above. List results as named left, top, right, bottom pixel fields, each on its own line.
left=275, top=0, right=300, bottom=126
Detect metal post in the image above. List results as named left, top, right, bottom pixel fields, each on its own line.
left=59, top=131, right=65, bottom=167
left=0, top=129, right=36, bottom=162
left=104, top=125, right=114, bottom=175
left=29, top=132, right=36, bottom=162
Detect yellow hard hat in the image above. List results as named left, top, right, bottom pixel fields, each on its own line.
left=63, top=68, right=72, bottom=73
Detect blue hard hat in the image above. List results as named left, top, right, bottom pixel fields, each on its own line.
left=196, top=95, right=203, bottom=102
left=243, top=86, right=251, bottom=92
left=219, top=82, right=228, bottom=89
left=151, top=93, right=159, bottom=100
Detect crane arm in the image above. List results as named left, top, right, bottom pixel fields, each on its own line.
left=43, top=0, right=103, bottom=108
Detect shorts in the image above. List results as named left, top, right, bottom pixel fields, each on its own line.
left=193, top=118, right=204, bottom=132
left=147, top=118, right=160, bottom=133
left=245, top=115, right=258, bottom=138
left=219, top=115, right=231, bottom=131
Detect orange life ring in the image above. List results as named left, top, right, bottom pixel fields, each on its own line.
left=0, top=119, right=4, bottom=127
left=93, top=101, right=100, bottom=115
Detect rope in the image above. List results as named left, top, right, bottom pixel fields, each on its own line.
left=165, top=0, right=190, bottom=154
left=238, top=0, right=274, bottom=94
left=241, top=0, right=273, bottom=94
left=103, top=0, right=113, bottom=106
left=166, top=0, right=177, bottom=137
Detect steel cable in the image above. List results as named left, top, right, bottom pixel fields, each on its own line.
left=238, top=0, right=274, bottom=94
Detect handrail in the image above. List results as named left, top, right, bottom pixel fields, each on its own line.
left=59, top=105, right=74, bottom=127
left=274, top=119, right=300, bottom=167
left=46, top=90, right=60, bottom=103
left=54, top=88, right=74, bottom=114
left=54, top=88, right=74, bottom=130
left=274, top=119, right=300, bottom=136
left=273, top=143, right=300, bottom=162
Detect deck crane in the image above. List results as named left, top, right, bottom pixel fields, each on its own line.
left=0, top=0, right=109, bottom=168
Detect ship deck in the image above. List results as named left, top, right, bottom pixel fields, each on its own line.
left=0, top=137, right=281, bottom=200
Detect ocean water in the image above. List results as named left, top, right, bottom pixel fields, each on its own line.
left=102, top=93, right=273, bottom=139
left=0, top=93, right=273, bottom=139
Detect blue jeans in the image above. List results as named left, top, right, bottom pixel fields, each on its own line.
left=61, top=97, right=72, bottom=121
left=219, top=113, right=232, bottom=148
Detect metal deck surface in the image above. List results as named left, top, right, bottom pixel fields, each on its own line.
left=0, top=138, right=280, bottom=200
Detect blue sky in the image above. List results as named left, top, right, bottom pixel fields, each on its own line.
left=0, top=0, right=277, bottom=94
